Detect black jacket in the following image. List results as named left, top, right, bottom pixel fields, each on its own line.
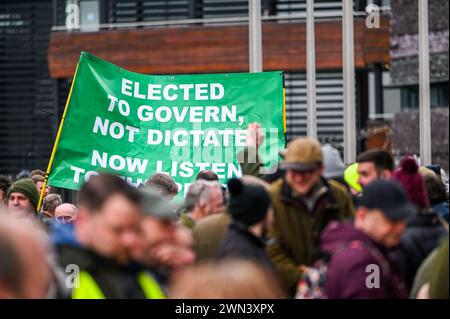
left=216, top=222, right=275, bottom=272
left=389, top=211, right=447, bottom=291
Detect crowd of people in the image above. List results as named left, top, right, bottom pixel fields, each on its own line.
left=0, top=123, right=448, bottom=299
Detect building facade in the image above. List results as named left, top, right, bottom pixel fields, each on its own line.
left=1, top=0, right=447, bottom=176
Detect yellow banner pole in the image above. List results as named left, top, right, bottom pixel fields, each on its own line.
left=283, top=87, right=287, bottom=135
left=36, top=63, right=80, bottom=213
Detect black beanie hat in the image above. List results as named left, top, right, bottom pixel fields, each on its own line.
left=227, top=178, right=272, bottom=227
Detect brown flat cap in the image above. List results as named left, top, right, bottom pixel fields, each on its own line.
left=279, top=138, right=323, bottom=171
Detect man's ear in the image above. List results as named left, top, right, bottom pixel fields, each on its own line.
left=197, top=200, right=207, bottom=216
left=355, top=207, right=368, bottom=222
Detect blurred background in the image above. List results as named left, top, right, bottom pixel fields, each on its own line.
left=0, top=0, right=448, bottom=179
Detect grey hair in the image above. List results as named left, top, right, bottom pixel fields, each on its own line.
left=184, top=180, right=221, bottom=212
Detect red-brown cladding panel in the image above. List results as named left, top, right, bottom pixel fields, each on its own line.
left=48, top=16, right=390, bottom=78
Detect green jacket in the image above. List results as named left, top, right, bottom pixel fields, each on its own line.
left=410, top=248, right=438, bottom=298
left=428, top=236, right=449, bottom=299
left=238, top=146, right=263, bottom=177
left=410, top=235, right=449, bottom=299
left=266, top=178, right=355, bottom=294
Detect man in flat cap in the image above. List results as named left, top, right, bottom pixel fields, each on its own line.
left=266, top=137, right=355, bottom=295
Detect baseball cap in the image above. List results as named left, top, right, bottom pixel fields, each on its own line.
left=358, top=179, right=417, bottom=220
left=139, top=187, right=181, bottom=220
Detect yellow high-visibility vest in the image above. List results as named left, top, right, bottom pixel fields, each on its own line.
left=71, top=271, right=166, bottom=299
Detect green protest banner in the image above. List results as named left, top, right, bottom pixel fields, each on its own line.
left=47, top=51, right=285, bottom=196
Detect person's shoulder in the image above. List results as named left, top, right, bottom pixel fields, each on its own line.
left=268, top=178, right=283, bottom=196
left=200, top=212, right=230, bottom=226
left=328, top=179, right=353, bottom=206
left=328, top=179, right=348, bottom=195
left=216, top=228, right=243, bottom=255
left=404, top=219, right=446, bottom=245
left=56, top=243, right=89, bottom=270
left=330, top=242, right=379, bottom=271
left=193, top=213, right=230, bottom=234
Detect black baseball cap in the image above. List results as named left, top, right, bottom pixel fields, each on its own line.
left=357, top=179, right=417, bottom=220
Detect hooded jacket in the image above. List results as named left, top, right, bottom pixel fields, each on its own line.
left=322, top=144, right=345, bottom=180
left=321, top=221, right=407, bottom=299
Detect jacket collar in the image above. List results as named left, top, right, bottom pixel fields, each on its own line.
left=229, top=222, right=266, bottom=248
left=280, top=177, right=340, bottom=214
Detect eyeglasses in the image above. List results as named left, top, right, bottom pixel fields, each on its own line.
left=56, top=215, right=73, bottom=224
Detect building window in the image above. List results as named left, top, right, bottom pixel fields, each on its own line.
left=79, top=0, right=100, bottom=31
left=400, top=82, right=449, bottom=110
left=431, top=82, right=449, bottom=108
left=400, top=85, right=419, bottom=109
left=63, top=0, right=99, bottom=31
